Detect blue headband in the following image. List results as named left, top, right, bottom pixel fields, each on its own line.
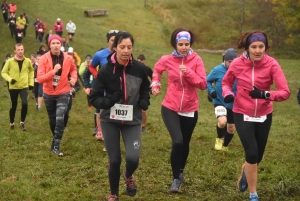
left=176, top=31, right=191, bottom=43
left=247, top=33, right=266, bottom=45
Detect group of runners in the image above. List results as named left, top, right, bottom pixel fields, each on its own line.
left=0, top=25, right=291, bottom=201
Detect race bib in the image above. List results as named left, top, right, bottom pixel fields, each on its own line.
left=34, top=78, right=38, bottom=82
left=17, top=33, right=22, bottom=37
left=215, top=106, right=227, bottom=117
left=3, top=10, right=6, bottom=13
left=38, top=28, right=43, bottom=32
left=57, top=25, right=60, bottom=27
left=89, top=75, right=93, bottom=82
left=52, top=75, right=60, bottom=86
left=178, top=112, right=194, bottom=118
left=244, top=115, right=267, bottom=123
left=11, top=20, right=15, bottom=23
left=110, top=104, right=133, bottom=121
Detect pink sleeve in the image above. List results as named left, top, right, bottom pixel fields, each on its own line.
left=37, top=56, right=55, bottom=83
left=151, top=56, right=167, bottom=89
left=183, top=57, right=207, bottom=90
left=269, top=62, right=290, bottom=101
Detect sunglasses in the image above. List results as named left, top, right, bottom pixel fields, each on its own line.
left=108, top=30, right=119, bottom=34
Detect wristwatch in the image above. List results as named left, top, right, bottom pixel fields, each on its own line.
left=264, top=91, right=270, bottom=100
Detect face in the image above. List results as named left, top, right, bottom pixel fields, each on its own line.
left=14, top=45, right=24, bottom=57
left=50, top=39, right=62, bottom=54
left=36, top=56, right=40, bottom=63
left=108, top=36, right=115, bottom=51
left=85, top=58, right=91, bottom=64
left=225, top=60, right=233, bottom=68
left=176, top=39, right=190, bottom=56
left=62, top=37, right=66, bottom=42
left=49, top=30, right=52, bottom=34
left=115, top=38, right=132, bottom=64
left=69, top=20, right=72, bottom=23
left=248, top=41, right=265, bottom=61
left=30, top=56, right=36, bottom=63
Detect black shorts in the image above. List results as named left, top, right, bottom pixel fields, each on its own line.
left=68, top=32, right=75, bottom=36
left=214, top=104, right=234, bottom=124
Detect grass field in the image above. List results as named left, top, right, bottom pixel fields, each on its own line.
left=0, top=0, right=300, bottom=201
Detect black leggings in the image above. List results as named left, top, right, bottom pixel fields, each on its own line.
left=101, top=121, right=141, bottom=196
left=234, top=113, right=272, bottom=164
left=9, top=88, right=28, bottom=123
left=161, top=106, right=198, bottom=179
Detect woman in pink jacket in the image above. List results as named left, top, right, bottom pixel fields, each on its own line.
left=222, top=31, right=290, bottom=201
left=37, top=35, right=77, bottom=156
left=151, top=28, right=207, bottom=193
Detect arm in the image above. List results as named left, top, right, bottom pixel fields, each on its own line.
left=82, top=68, right=92, bottom=88
left=78, top=62, right=86, bottom=76
left=206, top=68, right=216, bottom=94
left=138, top=70, right=151, bottom=109
left=89, top=71, right=112, bottom=109
left=1, top=60, right=12, bottom=82
left=89, top=54, right=99, bottom=77
left=69, top=60, right=78, bottom=82
left=151, top=56, right=167, bottom=90
left=269, top=62, right=290, bottom=101
left=37, top=57, right=55, bottom=83
left=222, top=67, right=235, bottom=98
left=74, top=52, right=81, bottom=66
left=182, top=57, right=207, bottom=90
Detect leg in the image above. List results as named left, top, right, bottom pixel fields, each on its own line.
left=8, top=89, right=19, bottom=124
left=101, top=121, right=121, bottom=196
left=64, top=95, right=72, bottom=128
left=161, top=105, right=182, bottom=180
left=43, top=94, right=57, bottom=136
left=19, top=88, right=28, bottom=122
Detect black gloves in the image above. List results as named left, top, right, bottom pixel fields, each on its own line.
left=210, top=91, right=217, bottom=99
left=249, top=86, right=265, bottom=99
left=29, top=86, right=34, bottom=90
left=207, top=93, right=213, bottom=102
left=10, top=79, right=17, bottom=84
left=224, top=95, right=234, bottom=103
left=138, top=99, right=149, bottom=110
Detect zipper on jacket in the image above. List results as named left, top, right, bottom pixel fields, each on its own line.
left=179, top=58, right=184, bottom=112
left=121, top=66, right=127, bottom=125
left=251, top=61, right=258, bottom=116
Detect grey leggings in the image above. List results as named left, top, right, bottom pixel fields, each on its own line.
left=43, top=92, right=70, bottom=145
left=101, top=121, right=141, bottom=196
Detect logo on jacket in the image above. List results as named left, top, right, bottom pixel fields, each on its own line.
left=133, top=140, right=140, bottom=149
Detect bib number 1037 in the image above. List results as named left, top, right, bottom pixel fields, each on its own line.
left=110, top=104, right=133, bottom=121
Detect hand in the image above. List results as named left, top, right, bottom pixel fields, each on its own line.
left=84, top=88, right=91, bottom=95
left=224, top=95, right=234, bottom=103
left=11, top=79, right=17, bottom=84
left=207, top=93, right=213, bottom=102
left=28, top=86, right=34, bottom=90
left=179, top=65, right=187, bottom=74
left=138, top=99, right=149, bottom=111
left=210, top=91, right=217, bottom=99
left=53, top=64, right=61, bottom=73
left=249, top=86, right=265, bottom=99
left=68, top=78, right=75, bottom=86
left=152, top=87, right=160, bottom=96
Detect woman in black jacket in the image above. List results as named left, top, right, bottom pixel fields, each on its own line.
left=89, top=31, right=150, bottom=201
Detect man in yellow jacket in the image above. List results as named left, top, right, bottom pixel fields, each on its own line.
left=1, top=43, right=34, bottom=131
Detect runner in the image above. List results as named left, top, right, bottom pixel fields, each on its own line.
left=89, top=31, right=150, bottom=201
left=151, top=28, right=207, bottom=193
left=1, top=43, right=34, bottom=131
left=206, top=48, right=238, bottom=151
left=32, top=54, right=43, bottom=111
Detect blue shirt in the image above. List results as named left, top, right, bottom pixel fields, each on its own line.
left=91, top=48, right=111, bottom=68
left=206, top=63, right=237, bottom=109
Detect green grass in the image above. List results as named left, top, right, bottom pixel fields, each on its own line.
left=1, top=0, right=300, bottom=200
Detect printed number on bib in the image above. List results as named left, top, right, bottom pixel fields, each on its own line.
left=243, top=115, right=267, bottom=123
left=3, top=10, right=5, bottom=13
left=215, top=106, right=227, bottom=117
left=34, top=78, right=38, bottom=82
left=17, top=33, right=22, bottom=37
left=178, top=112, right=194, bottom=117
left=110, top=104, right=133, bottom=121
left=52, top=75, right=60, bottom=86
left=38, top=28, right=43, bottom=32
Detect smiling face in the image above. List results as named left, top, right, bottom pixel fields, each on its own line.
left=176, top=39, right=190, bottom=56
left=115, top=38, right=132, bottom=65
left=248, top=41, right=265, bottom=61
left=50, top=39, right=62, bottom=55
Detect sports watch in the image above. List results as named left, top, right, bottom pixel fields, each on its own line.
left=264, top=91, right=270, bottom=100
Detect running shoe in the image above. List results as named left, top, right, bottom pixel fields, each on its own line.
left=107, top=195, right=119, bottom=201
left=179, top=172, right=184, bottom=185
left=238, top=165, right=248, bottom=192
left=249, top=195, right=259, bottom=201
left=214, top=138, right=223, bottom=150
left=169, top=179, right=181, bottom=193
left=10, top=123, right=14, bottom=130
left=222, top=146, right=229, bottom=152
left=20, top=123, right=26, bottom=131
left=123, top=171, right=137, bottom=196
left=141, top=127, right=146, bottom=132
left=52, top=146, right=63, bottom=156
left=37, top=107, right=41, bottom=112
